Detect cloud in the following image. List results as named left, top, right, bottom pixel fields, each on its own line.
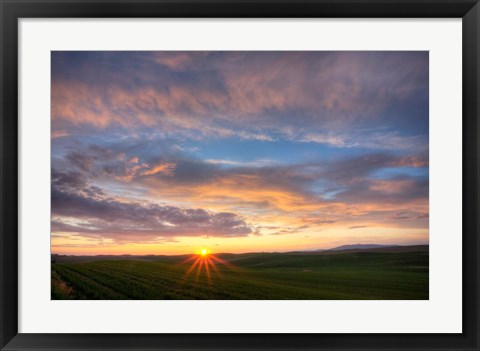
left=205, top=159, right=278, bottom=167
left=51, top=51, right=428, bottom=148
left=66, top=151, right=94, bottom=172
left=389, top=212, right=429, bottom=220
left=56, top=140, right=428, bottom=218
left=298, top=131, right=428, bottom=151
left=320, top=152, right=428, bottom=183
left=52, top=130, right=70, bottom=139
left=116, top=162, right=176, bottom=181
left=52, top=169, right=86, bottom=188
left=154, top=52, right=196, bottom=71
left=270, top=227, right=308, bottom=236
left=51, top=142, right=429, bottom=243
left=140, top=162, right=176, bottom=177
left=51, top=169, right=253, bottom=242
left=349, top=225, right=368, bottom=229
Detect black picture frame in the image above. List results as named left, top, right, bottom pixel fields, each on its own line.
left=1, top=1, right=479, bottom=350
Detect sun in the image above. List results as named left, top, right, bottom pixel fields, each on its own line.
left=195, top=248, right=209, bottom=256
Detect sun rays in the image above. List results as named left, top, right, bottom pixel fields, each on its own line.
left=180, top=250, right=237, bottom=285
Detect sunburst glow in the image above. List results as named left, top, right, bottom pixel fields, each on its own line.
left=180, top=250, right=237, bottom=285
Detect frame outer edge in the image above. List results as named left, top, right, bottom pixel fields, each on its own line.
left=0, top=0, right=3, bottom=346
left=475, top=3, right=479, bottom=349
left=0, top=1, right=19, bottom=350
left=1, top=0, right=480, bottom=350
left=463, top=2, right=480, bottom=350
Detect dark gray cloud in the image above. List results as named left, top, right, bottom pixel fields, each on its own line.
left=334, top=176, right=429, bottom=205
left=389, top=212, right=429, bottom=220
left=349, top=225, right=369, bottom=229
left=51, top=169, right=253, bottom=242
left=321, top=152, right=428, bottom=183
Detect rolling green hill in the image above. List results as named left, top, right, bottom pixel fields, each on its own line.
left=51, top=247, right=428, bottom=300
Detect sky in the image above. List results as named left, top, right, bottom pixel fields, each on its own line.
left=51, top=51, right=429, bottom=255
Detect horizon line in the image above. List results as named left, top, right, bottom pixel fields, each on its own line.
left=51, top=243, right=429, bottom=257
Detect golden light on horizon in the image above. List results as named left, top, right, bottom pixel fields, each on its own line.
left=196, top=248, right=209, bottom=256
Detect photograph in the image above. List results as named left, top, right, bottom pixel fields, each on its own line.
left=50, top=51, right=429, bottom=300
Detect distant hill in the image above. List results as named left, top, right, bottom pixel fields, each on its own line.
left=330, top=244, right=400, bottom=251
left=317, top=244, right=428, bottom=255
left=52, top=244, right=429, bottom=263
left=291, top=244, right=428, bottom=255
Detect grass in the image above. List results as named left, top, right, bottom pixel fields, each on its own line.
left=51, top=251, right=429, bottom=300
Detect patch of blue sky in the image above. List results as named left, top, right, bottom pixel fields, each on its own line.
left=191, top=137, right=371, bottom=165
left=372, top=166, right=428, bottom=180
left=308, top=179, right=345, bottom=200
left=321, top=188, right=346, bottom=200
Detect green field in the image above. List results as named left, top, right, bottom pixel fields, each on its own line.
left=51, top=249, right=429, bottom=300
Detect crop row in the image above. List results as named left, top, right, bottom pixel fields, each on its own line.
left=52, top=258, right=428, bottom=300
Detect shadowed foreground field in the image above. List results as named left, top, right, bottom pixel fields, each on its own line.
left=51, top=248, right=428, bottom=300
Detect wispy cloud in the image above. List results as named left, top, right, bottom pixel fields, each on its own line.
left=51, top=51, right=428, bottom=145
left=51, top=130, right=70, bottom=139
